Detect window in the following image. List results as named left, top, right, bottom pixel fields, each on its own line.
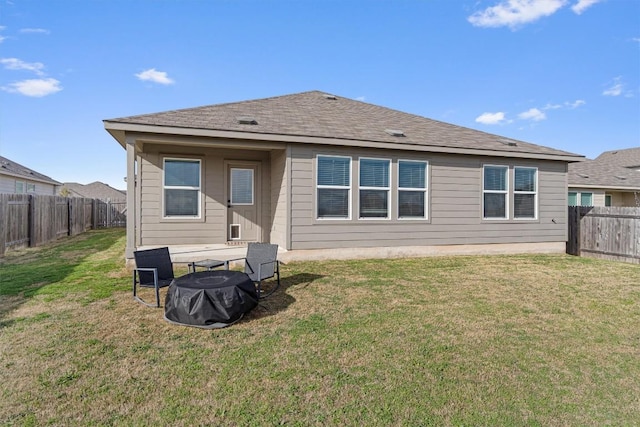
left=26, top=183, right=36, bottom=193
left=605, top=194, right=612, bottom=207
left=514, top=167, right=537, bottom=219
left=483, top=165, right=508, bottom=219
left=163, top=158, right=201, bottom=218
left=317, top=155, right=351, bottom=219
left=568, top=192, right=577, bottom=206
left=15, top=181, right=25, bottom=193
left=398, top=160, right=427, bottom=219
left=359, top=158, right=390, bottom=219
left=580, top=192, right=593, bottom=207
left=230, top=168, right=253, bottom=205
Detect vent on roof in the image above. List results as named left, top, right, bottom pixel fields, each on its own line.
left=614, top=175, right=627, bottom=180
left=498, top=139, right=517, bottom=146
left=577, top=173, right=589, bottom=178
left=322, top=94, right=337, bottom=100
left=237, top=116, right=257, bottom=125
left=385, top=129, right=405, bottom=137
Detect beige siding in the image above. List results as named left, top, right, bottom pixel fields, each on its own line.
left=270, top=149, right=288, bottom=248
left=289, top=144, right=568, bottom=250
left=0, top=175, right=57, bottom=195
left=138, top=144, right=270, bottom=246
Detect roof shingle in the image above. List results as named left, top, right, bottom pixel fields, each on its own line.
left=105, top=90, right=582, bottom=160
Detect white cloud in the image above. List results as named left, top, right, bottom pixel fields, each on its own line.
left=518, top=108, right=547, bottom=121
left=603, top=77, right=624, bottom=96
left=468, top=0, right=567, bottom=29
left=566, top=99, right=585, bottom=108
left=571, top=0, right=601, bottom=14
left=0, top=57, right=45, bottom=75
left=19, top=28, right=50, bottom=35
left=475, top=111, right=510, bottom=125
left=2, top=78, right=62, bottom=97
left=135, top=68, right=174, bottom=85
left=633, top=37, right=640, bottom=43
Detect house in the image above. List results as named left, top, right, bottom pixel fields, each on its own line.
left=104, top=91, right=584, bottom=260
left=568, top=147, right=640, bottom=207
left=0, top=155, right=61, bottom=195
left=61, top=181, right=126, bottom=202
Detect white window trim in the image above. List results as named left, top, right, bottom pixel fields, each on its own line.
left=316, top=155, right=352, bottom=220
left=162, top=157, right=202, bottom=219
left=398, top=159, right=428, bottom=220
left=15, top=180, right=26, bottom=194
left=482, top=164, right=509, bottom=220
left=230, top=168, right=254, bottom=206
left=358, top=157, right=391, bottom=220
left=513, top=166, right=538, bottom=220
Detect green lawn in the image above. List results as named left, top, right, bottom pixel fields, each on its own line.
left=1, top=229, right=639, bottom=426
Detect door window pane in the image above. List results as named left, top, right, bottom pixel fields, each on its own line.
left=231, top=168, right=254, bottom=205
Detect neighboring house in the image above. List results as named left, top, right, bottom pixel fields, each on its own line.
left=0, top=155, right=61, bottom=195
left=568, top=147, right=640, bottom=207
left=104, top=91, right=584, bottom=260
left=61, top=181, right=126, bottom=202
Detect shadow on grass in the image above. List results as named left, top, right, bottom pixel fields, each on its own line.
left=0, top=229, right=125, bottom=326
left=247, top=272, right=325, bottom=321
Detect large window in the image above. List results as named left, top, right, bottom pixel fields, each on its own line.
left=398, top=160, right=427, bottom=219
left=359, top=158, right=390, bottom=219
left=483, top=165, right=508, bottom=219
left=163, top=158, right=201, bottom=218
left=514, top=167, right=537, bottom=219
left=317, top=155, right=351, bottom=219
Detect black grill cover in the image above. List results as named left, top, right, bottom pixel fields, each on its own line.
left=164, top=270, right=258, bottom=329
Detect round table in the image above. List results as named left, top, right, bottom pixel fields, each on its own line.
left=164, top=270, right=258, bottom=329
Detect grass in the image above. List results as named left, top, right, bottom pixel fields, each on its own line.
left=1, top=229, right=639, bottom=426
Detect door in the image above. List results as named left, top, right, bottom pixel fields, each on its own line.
left=226, top=162, right=260, bottom=242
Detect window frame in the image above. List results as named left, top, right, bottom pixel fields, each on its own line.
left=482, top=164, right=509, bottom=220
left=397, top=159, right=428, bottom=220
left=580, top=192, right=593, bottom=207
left=316, top=154, right=352, bottom=220
left=358, top=157, right=391, bottom=220
left=162, top=157, right=202, bottom=220
left=513, top=166, right=538, bottom=220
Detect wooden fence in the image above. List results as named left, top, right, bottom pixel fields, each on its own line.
left=567, top=206, right=640, bottom=264
left=0, top=194, right=126, bottom=257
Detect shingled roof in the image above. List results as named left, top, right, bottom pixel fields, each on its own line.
left=0, top=155, right=61, bottom=185
left=569, top=147, right=640, bottom=190
left=62, top=182, right=126, bottom=201
left=105, top=90, right=582, bottom=161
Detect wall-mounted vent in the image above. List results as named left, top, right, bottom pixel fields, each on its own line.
left=385, top=129, right=405, bottom=137
left=498, top=139, right=517, bottom=146
left=237, top=116, right=257, bottom=125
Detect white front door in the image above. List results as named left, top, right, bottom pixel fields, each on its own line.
left=226, top=162, right=260, bottom=242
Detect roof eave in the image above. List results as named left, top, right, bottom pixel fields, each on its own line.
left=568, top=183, right=640, bottom=191
left=104, top=121, right=585, bottom=162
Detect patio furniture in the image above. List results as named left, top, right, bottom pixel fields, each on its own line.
left=164, top=270, right=258, bottom=329
left=188, top=259, right=226, bottom=273
left=132, top=247, right=175, bottom=308
left=227, top=243, right=281, bottom=299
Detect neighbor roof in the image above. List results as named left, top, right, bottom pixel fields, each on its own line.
left=62, top=182, right=126, bottom=201
left=0, top=155, right=61, bottom=185
left=569, top=147, right=640, bottom=190
left=105, top=90, right=583, bottom=162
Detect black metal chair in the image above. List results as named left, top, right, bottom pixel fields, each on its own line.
left=227, top=243, right=281, bottom=299
left=133, top=247, right=175, bottom=307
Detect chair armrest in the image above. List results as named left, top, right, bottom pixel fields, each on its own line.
left=224, top=257, right=246, bottom=269
left=133, top=267, right=158, bottom=286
